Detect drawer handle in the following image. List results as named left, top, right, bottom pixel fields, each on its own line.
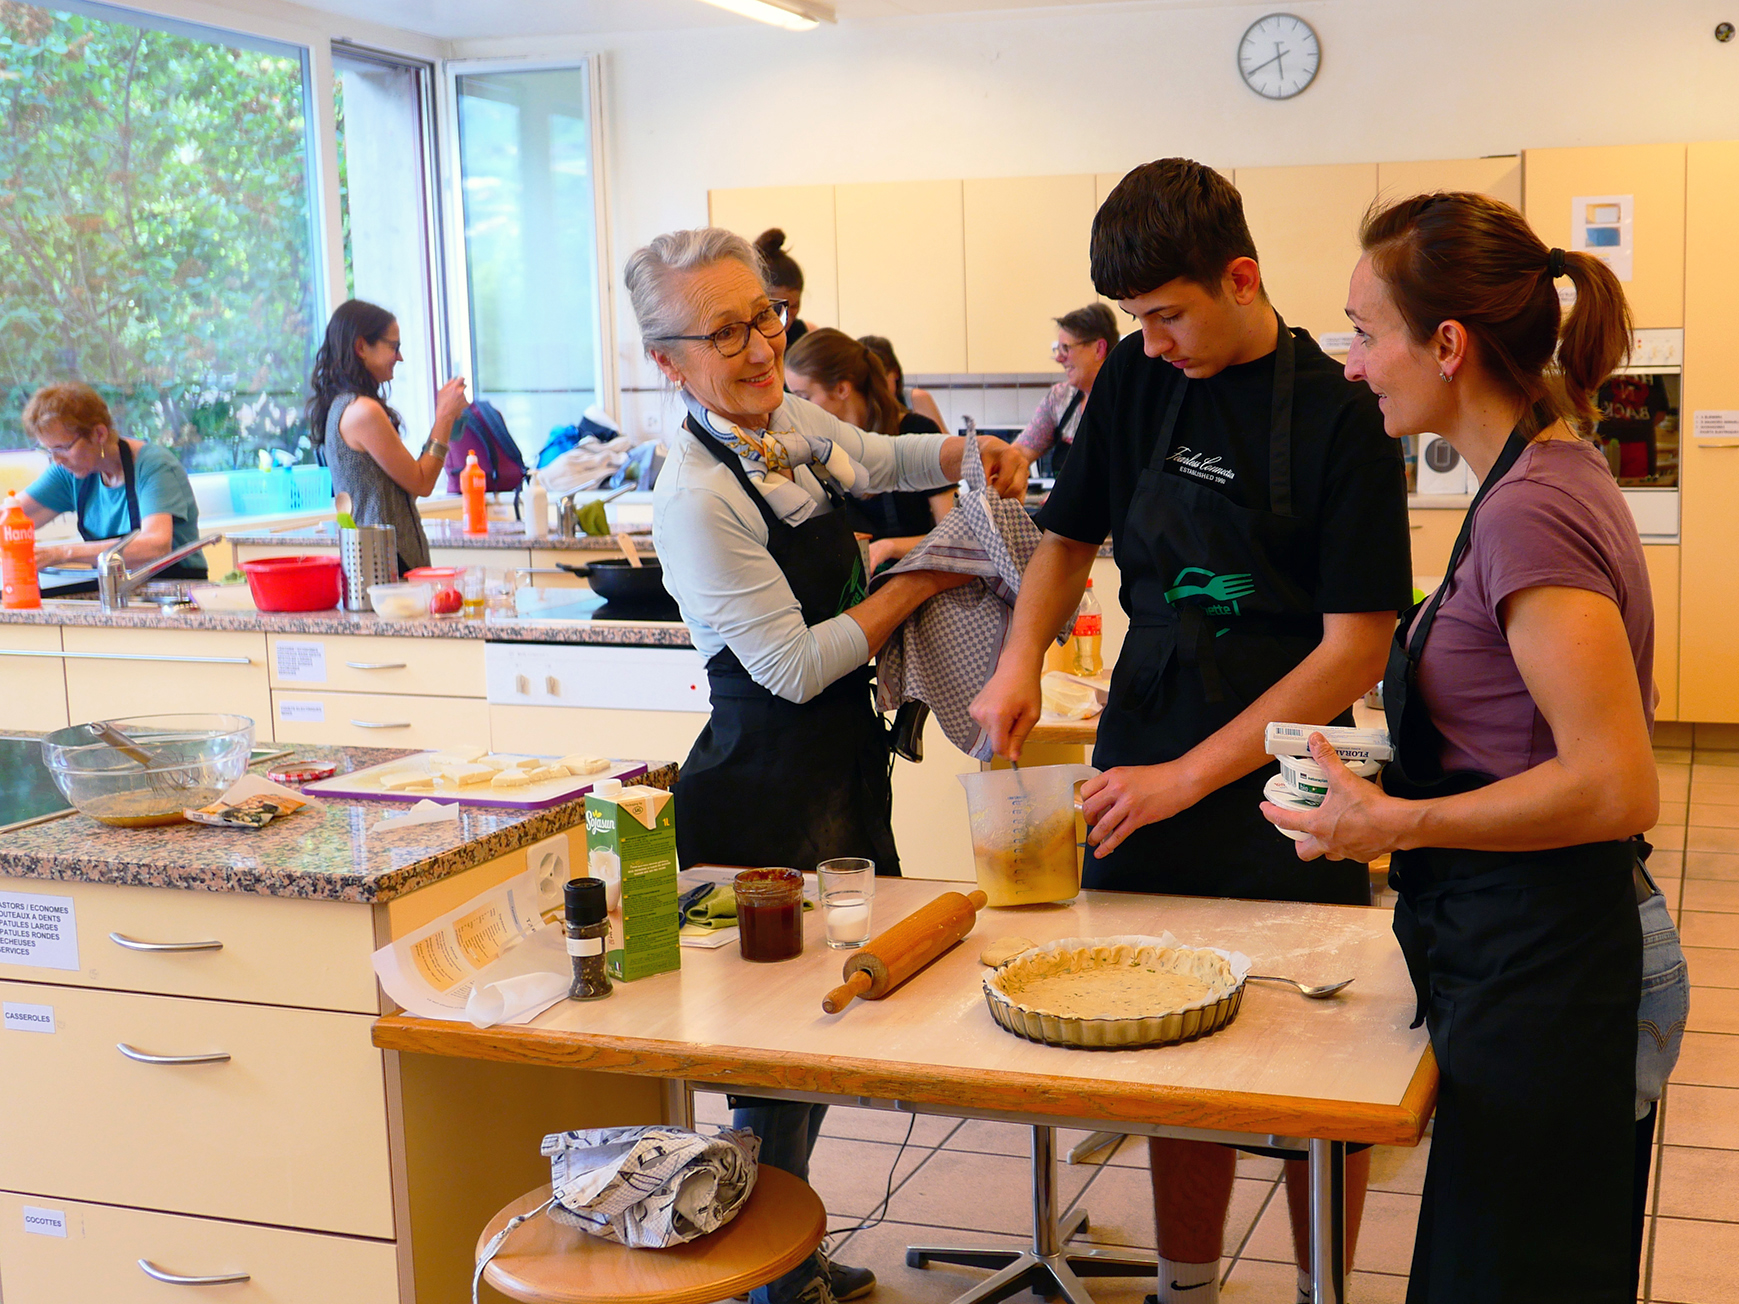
left=344, top=661, right=407, bottom=670
left=138, top=1259, right=251, bottom=1286
left=0, top=649, right=251, bottom=665
left=110, top=931, right=223, bottom=953
left=117, top=1042, right=231, bottom=1066
left=350, top=719, right=412, bottom=729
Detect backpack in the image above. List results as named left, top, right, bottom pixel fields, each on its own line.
left=538, top=405, right=622, bottom=468
left=445, top=401, right=529, bottom=501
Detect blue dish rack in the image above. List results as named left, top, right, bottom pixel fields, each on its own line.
left=229, top=465, right=333, bottom=516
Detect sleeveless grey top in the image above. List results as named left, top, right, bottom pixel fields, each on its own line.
left=324, top=393, right=430, bottom=572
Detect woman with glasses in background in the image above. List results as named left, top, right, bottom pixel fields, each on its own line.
left=1011, top=302, right=1121, bottom=487
left=629, top=227, right=1025, bottom=1304
left=307, top=299, right=468, bottom=573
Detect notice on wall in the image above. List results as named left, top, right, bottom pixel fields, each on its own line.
left=1316, top=332, right=1356, bottom=355
left=3, top=1002, right=55, bottom=1034
left=0, top=892, right=79, bottom=971
left=1693, top=411, right=1739, bottom=442
left=278, top=699, right=325, bottom=724
left=275, top=640, right=327, bottom=683
left=1570, top=194, right=1633, bottom=281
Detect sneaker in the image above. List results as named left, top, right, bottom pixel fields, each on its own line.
left=828, top=1261, right=876, bottom=1301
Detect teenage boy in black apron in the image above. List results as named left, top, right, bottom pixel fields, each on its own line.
left=973, top=159, right=1412, bottom=1304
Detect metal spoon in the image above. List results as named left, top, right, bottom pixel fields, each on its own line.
left=1246, top=974, right=1356, bottom=999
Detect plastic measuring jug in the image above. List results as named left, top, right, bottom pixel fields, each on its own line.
left=957, top=764, right=1099, bottom=907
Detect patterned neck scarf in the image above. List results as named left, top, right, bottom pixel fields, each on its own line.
left=681, top=391, right=870, bottom=526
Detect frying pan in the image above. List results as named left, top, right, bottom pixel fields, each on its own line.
left=557, top=558, right=674, bottom=608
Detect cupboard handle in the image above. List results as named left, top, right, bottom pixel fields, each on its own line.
left=344, top=661, right=407, bottom=670
left=110, top=931, right=223, bottom=953
left=138, top=1259, right=251, bottom=1286
left=0, top=650, right=251, bottom=665
left=350, top=719, right=411, bottom=729
left=117, top=1042, right=231, bottom=1066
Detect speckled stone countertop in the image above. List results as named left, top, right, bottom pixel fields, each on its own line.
left=224, top=520, right=654, bottom=552
left=0, top=743, right=679, bottom=904
left=0, top=600, right=695, bottom=647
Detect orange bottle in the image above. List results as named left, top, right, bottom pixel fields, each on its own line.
left=2, top=493, right=41, bottom=610
left=460, top=450, right=488, bottom=535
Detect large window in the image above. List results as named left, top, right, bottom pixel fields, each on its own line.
left=0, top=0, right=322, bottom=471
left=454, top=64, right=604, bottom=461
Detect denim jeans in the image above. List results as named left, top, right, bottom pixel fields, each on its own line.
left=734, top=1099, right=832, bottom=1304
left=1636, top=885, right=1689, bottom=1119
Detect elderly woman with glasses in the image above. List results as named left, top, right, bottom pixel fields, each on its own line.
left=630, top=227, right=1024, bottom=1304
left=1011, top=302, right=1122, bottom=487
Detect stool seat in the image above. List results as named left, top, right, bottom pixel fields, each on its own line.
left=475, top=1165, right=827, bottom=1304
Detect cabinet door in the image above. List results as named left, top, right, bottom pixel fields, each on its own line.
left=1645, top=544, right=1680, bottom=722
left=267, top=632, right=485, bottom=698
left=963, top=175, right=1098, bottom=373
left=1677, top=141, right=1739, bottom=721
left=1233, top=163, right=1378, bottom=344
left=60, top=627, right=270, bottom=731
left=0, top=624, right=69, bottom=731
left=271, top=689, right=492, bottom=748
left=1521, top=144, right=1686, bottom=329
left=0, top=1192, right=399, bottom=1304
left=835, top=180, right=966, bottom=374
left=709, top=184, right=839, bottom=330
left=1408, top=507, right=1467, bottom=581
left=1377, top=156, right=1521, bottom=208
left=489, top=702, right=706, bottom=762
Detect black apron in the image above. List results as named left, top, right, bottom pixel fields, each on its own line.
left=1087, top=316, right=1367, bottom=903
left=672, top=417, right=901, bottom=876
left=1047, top=390, right=1083, bottom=480
left=63, top=440, right=206, bottom=589
left=1383, top=423, right=1641, bottom=1304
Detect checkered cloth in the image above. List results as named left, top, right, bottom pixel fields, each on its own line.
left=873, top=443, right=1045, bottom=760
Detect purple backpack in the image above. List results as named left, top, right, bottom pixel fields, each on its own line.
left=444, top=401, right=529, bottom=501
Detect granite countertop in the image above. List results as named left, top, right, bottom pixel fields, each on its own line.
left=0, top=599, right=696, bottom=648
left=0, top=743, right=678, bottom=903
left=224, top=520, right=654, bottom=552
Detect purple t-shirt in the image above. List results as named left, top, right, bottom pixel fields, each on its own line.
left=1414, top=438, right=1654, bottom=780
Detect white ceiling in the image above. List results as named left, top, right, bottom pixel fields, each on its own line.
left=292, top=0, right=1208, bottom=41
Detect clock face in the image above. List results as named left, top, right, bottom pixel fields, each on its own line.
left=1238, top=13, right=1321, bottom=100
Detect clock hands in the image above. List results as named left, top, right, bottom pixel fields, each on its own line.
left=1243, top=43, right=1288, bottom=76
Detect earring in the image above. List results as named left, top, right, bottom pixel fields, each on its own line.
left=1440, top=370, right=1452, bottom=382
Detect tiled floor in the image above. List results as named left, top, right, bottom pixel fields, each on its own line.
left=695, top=735, right=1736, bottom=1302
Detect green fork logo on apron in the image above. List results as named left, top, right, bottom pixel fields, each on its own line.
left=1164, top=567, right=1255, bottom=620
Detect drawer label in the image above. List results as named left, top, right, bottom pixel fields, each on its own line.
left=3, top=1002, right=55, bottom=1033
left=21, top=1205, right=66, bottom=1237
left=279, top=699, right=326, bottom=723
left=0, top=891, right=79, bottom=971
left=276, top=640, right=328, bottom=683
left=1693, top=411, right=1739, bottom=441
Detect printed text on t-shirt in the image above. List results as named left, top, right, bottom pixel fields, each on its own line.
left=1167, top=447, right=1236, bottom=486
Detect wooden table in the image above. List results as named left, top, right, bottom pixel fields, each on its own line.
left=374, top=880, right=1435, bottom=1304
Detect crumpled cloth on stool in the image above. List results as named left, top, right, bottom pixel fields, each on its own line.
left=873, top=441, right=1044, bottom=759
left=542, top=1125, right=761, bottom=1248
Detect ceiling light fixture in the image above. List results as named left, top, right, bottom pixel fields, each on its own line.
left=695, top=0, right=835, bottom=32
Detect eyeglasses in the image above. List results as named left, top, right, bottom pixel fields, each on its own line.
left=380, top=338, right=404, bottom=358
left=655, top=301, right=789, bottom=358
left=1051, top=339, right=1085, bottom=362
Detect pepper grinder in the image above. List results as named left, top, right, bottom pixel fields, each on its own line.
left=564, top=877, right=613, bottom=1001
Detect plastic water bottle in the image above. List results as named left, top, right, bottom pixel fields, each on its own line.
left=460, top=450, right=488, bottom=535
left=526, top=472, right=548, bottom=539
left=1071, top=579, right=1102, bottom=676
left=1, top=494, right=41, bottom=610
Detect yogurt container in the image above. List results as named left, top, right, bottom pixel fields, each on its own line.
left=1276, top=752, right=1382, bottom=803
left=1262, top=774, right=1315, bottom=840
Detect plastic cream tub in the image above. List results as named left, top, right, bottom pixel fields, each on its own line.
left=1262, top=774, right=1316, bottom=840
left=1276, top=753, right=1382, bottom=803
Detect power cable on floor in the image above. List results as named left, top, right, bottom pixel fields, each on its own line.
left=826, top=1111, right=919, bottom=1244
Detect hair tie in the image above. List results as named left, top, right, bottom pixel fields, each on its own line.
left=1547, top=247, right=1568, bottom=279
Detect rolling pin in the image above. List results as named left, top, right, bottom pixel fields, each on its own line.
left=821, top=889, right=988, bottom=1014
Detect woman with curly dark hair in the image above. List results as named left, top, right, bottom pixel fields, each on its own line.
left=307, top=299, right=466, bottom=571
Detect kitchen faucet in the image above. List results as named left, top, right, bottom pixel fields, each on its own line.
left=96, top=530, right=226, bottom=612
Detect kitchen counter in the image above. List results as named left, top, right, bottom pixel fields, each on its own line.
left=0, top=742, right=677, bottom=903
left=224, top=519, right=654, bottom=552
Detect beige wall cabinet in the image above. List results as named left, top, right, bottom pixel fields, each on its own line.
left=1522, top=143, right=1686, bottom=329
left=1408, top=506, right=1466, bottom=580
left=1645, top=545, right=1681, bottom=722
left=0, top=624, right=69, bottom=732
left=60, top=627, right=271, bottom=732
left=1676, top=140, right=1738, bottom=721
left=1376, top=156, right=1522, bottom=208
left=707, top=183, right=840, bottom=329
left=1233, top=163, right=1378, bottom=345
left=963, top=174, right=1099, bottom=373
left=835, top=180, right=968, bottom=374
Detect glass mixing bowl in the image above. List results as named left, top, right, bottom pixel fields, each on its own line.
left=42, top=714, right=256, bottom=827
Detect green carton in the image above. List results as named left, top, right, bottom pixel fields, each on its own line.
left=585, top=784, right=680, bottom=982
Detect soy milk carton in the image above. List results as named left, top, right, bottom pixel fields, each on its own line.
left=584, top=780, right=679, bottom=981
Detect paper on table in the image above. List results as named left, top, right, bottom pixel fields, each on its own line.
left=1040, top=671, right=1105, bottom=720
left=376, top=798, right=458, bottom=831
left=217, top=773, right=320, bottom=807
left=371, top=863, right=573, bottom=1027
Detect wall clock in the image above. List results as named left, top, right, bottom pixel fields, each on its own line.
left=1238, top=13, right=1321, bottom=100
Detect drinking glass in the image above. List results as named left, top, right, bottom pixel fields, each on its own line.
left=817, top=857, right=875, bottom=950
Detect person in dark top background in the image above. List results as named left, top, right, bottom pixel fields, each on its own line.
left=756, top=228, right=810, bottom=350
left=972, top=159, right=1413, bottom=1304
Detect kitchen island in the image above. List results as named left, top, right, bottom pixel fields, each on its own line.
left=0, top=743, right=676, bottom=1304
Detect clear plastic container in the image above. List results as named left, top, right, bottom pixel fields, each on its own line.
left=367, top=582, right=433, bottom=621
left=957, top=764, right=1098, bottom=907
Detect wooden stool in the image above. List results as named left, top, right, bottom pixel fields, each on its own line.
left=474, top=1165, right=827, bottom=1304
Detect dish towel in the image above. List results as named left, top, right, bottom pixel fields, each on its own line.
left=873, top=441, right=1045, bottom=759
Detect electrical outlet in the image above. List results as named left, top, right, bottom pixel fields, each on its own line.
left=642, top=411, right=663, bottom=434
left=525, top=832, right=571, bottom=910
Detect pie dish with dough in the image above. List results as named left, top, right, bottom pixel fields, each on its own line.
left=983, top=935, right=1249, bottom=1048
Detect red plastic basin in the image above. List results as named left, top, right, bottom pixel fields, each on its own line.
left=241, top=555, right=344, bottom=612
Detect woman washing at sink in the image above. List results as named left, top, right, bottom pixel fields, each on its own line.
left=628, top=226, right=1025, bottom=1304
left=307, top=299, right=469, bottom=574
left=15, top=383, right=207, bottom=583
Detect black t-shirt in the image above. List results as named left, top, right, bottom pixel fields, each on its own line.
left=1038, top=326, right=1412, bottom=614
left=858, top=411, right=945, bottom=540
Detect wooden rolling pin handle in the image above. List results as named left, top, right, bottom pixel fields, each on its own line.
left=821, top=970, right=874, bottom=1015
left=966, top=890, right=988, bottom=911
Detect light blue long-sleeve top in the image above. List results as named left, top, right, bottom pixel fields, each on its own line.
left=652, top=394, right=952, bottom=704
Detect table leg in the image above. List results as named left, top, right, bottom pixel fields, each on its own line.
left=1307, top=1138, right=1347, bottom=1304
left=662, top=1079, right=694, bottom=1131
left=1067, top=1129, right=1123, bottom=1165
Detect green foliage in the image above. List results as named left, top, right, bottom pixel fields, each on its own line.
left=0, top=1, right=318, bottom=469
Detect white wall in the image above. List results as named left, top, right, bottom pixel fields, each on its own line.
left=449, top=0, right=1739, bottom=415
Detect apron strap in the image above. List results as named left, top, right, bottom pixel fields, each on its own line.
left=1267, top=318, right=1296, bottom=519
left=74, top=437, right=142, bottom=541
left=1056, top=389, right=1084, bottom=444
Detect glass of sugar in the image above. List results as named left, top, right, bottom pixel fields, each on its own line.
left=817, top=858, right=875, bottom=950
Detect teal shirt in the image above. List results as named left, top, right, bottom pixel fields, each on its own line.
left=27, top=442, right=203, bottom=559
